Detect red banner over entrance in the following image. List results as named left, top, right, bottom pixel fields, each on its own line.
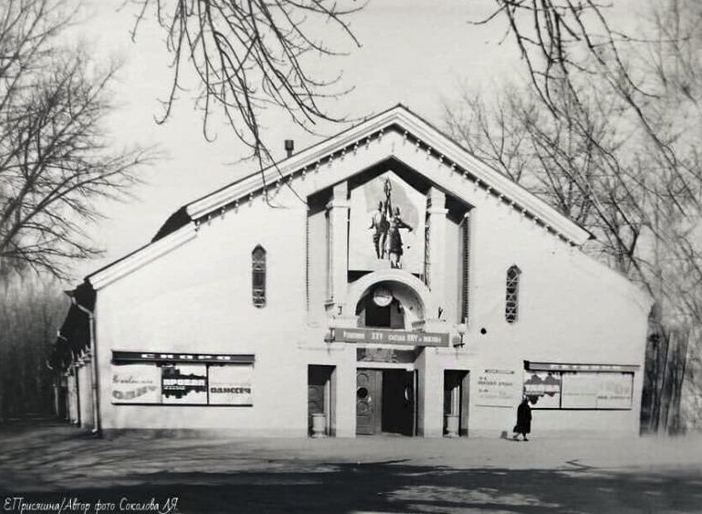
left=336, top=328, right=449, bottom=347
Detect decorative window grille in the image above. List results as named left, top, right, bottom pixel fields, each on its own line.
left=252, top=245, right=266, bottom=308
left=505, top=265, right=521, bottom=323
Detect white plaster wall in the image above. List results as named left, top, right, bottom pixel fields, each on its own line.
left=78, top=364, right=93, bottom=429
left=466, top=197, right=650, bottom=362
left=95, top=195, right=313, bottom=435
left=460, top=199, right=650, bottom=436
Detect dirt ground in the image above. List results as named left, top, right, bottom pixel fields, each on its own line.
left=1, top=421, right=702, bottom=513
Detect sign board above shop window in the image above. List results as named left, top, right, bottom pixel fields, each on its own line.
left=112, top=351, right=255, bottom=364
left=336, top=328, right=449, bottom=347
left=524, top=361, right=639, bottom=373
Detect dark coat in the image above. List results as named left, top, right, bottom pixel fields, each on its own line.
left=515, top=401, right=532, bottom=434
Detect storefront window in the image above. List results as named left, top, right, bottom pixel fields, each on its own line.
left=111, top=352, right=254, bottom=406
left=523, top=362, right=636, bottom=410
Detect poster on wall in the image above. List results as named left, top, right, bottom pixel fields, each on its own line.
left=348, top=171, right=426, bottom=273
left=523, top=371, right=562, bottom=409
left=475, top=369, right=520, bottom=407
left=161, top=364, right=208, bottom=405
left=561, top=372, right=633, bottom=409
left=111, top=363, right=162, bottom=404
left=208, top=365, right=253, bottom=405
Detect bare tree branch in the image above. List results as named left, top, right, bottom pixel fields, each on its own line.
left=0, top=0, right=155, bottom=280
left=127, top=0, right=364, bottom=164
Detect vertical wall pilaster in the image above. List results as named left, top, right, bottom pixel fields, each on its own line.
left=427, top=187, right=447, bottom=318
left=327, top=182, right=350, bottom=314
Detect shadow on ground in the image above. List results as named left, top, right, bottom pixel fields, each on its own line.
left=2, top=462, right=702, bottom=513
left=2, top=423, right=702, bottom=513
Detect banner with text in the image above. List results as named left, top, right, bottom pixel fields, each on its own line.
left=337, top=328, right=448, bottom=347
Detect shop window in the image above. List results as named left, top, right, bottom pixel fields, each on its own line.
left=523, top=363, right=635, bottom=410
left=505, top=265, right=521, bottom=323
left=252, top=245, right=266, bottom=308
left=110, top=351, right=255, bottom=406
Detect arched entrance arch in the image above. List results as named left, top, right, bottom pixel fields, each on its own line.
left=342, top=270, right=438, bottom=329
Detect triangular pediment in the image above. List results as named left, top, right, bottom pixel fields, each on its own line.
left=183, top=105, right=589, bottom=246
left=90, top=105, right=592, bottom=290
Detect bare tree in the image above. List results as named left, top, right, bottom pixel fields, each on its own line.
left=0, top=278, right=65, bottom=421
left=128, top=0, right=363, bottom=163
left=0, top=0, right=153, bottom=280
left=450, top=0, right=702, bottom=433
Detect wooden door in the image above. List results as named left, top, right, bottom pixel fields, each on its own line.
left=356, top=369, right=382, bottom=435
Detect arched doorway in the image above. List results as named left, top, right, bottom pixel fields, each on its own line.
left=353, top=280, right=425, bottom=436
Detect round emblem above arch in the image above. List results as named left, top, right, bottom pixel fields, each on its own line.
left=344, top=270, right=438, bottom=329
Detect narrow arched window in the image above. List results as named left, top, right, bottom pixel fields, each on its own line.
left=252, top=245, right=266, bottom=308
left=505, top=265, right=521, bottom=323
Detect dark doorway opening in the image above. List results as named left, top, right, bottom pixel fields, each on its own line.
left=382, top=369, right=414, bottom=436
left=356, top=368, right=415, bottom=436
left=443, top=370, right=470, bottom=437
left=357, top=295, right=405, bottom=329
left=308, top=365, right=335, bottom=437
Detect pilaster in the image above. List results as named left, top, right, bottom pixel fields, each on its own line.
left=326, top=182, right=350, bottom=315
left=426, top=187, right=448, bottom=318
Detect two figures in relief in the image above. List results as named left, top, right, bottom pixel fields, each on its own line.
left=369, top=178, right=413, bottom=269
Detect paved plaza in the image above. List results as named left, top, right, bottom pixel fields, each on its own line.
left=1, top=422, right=701, bottom=513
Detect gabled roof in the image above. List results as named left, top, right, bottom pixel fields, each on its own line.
left=153, top=104, right=590, bottom=244
left=90, top=104, right=591, bottom=289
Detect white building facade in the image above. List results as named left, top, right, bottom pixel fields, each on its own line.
left=61, top=106, right=652, bottom=438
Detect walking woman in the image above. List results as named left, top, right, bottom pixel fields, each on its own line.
left=513, top=397, right=532, bottom=441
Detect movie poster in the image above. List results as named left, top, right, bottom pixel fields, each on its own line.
left=523, top=371, right=562, bottom=409
left=208, top=365, right=253, bottom=405
left=348, top=171, right=426, bottom=274
left=161, top=364, right=208, bottom=405
left=111, top=363, right=162, bottom=404
left=561, top=372, right=633, bottom=409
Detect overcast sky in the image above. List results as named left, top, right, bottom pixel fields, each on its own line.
left=70, top=0, right=631, bottom=282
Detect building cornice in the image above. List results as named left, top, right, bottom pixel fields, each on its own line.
left=88, top=225, right=197, bottom=290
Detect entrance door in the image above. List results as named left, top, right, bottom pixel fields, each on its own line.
left=443, top=370, right=470, bottom=437
left=382, top=369, right=415, bottom=436
left=356, top=369, right=382, bottom=435
left=356, top=369, right=415, bottom=436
